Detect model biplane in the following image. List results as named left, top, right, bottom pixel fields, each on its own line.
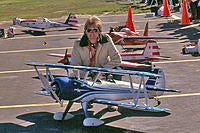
left=13, top=13, right=80, bottom=30
left=25, top=62, right=180, bottom=127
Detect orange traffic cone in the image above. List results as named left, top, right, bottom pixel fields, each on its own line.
left=161, top=0, right=171, bottom=17
left=179, top=0, right=190, bottom=25
left=126, top=6, right=136, bottom=32
left=143, top=22, right=148, bottom=36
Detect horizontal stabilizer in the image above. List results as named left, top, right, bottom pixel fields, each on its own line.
left=146, top=85, right=181, bottom=93
left=148, top=56, right=171, bottom=61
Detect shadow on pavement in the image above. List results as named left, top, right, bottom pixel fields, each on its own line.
left=0, top=107, right=170, bottom=133
left=156, top=20, right=200, bottom=42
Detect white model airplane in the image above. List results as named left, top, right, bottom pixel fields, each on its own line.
left=13, top=13, right=80, bottom=30
left=182, top=40, right=200, bottom=56
left=25, top=62, right=180, bottom=127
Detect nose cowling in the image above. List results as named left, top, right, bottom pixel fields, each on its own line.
left=52, top=76, right=90, bottom=100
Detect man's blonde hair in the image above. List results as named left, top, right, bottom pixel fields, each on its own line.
left=84, top=15, right=102, bottom=32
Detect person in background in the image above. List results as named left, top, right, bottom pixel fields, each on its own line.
left=197, top=0, right=200, bottom=19
left=188, top=0, right=198, bottom=21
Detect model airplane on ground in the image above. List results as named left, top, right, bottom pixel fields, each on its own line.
left=48, top=52, right=152, bottom=70
left=120, top=39, right=171, bottom=63
left=48, top=48, right=153, bottom=70
left=48, top=39, right=171, bottom=68
left=109, top=25, right=177, bottom=45
left=25, top=61, right=180, bottom=127
left=108, top=6, right=177, bottom=45
left=182, top=40, right=200, bottom=56
left=13, top=13, right=80, bottom=30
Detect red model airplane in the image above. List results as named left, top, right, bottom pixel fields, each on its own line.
left=47, top=39, right=170, bottom=70
left=108, top=6, right=176, bottom=46
left=48, top=51, right=151, bottom=70
left=120, top=39, right=171, bottom=63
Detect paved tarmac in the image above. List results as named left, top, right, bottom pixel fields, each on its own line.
left=0, top=12, right=200, bottom=133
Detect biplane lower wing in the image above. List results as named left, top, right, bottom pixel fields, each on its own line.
left=93, top=99, right=169, bottom=112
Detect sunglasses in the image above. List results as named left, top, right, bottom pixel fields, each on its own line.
left=86, top=28, right=98, bottom=33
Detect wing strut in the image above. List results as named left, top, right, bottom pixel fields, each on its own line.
left=132, top=75, right=149, bottom=106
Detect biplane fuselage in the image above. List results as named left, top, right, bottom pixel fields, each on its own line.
left=53, top=76, right=163, bottom=103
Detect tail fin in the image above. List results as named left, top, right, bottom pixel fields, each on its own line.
left=146, top=67, right=165, bottom=97
left=143, top=40, right=160, bottom=57
left=143, top=22, right=148, bottom=36
left=64, top=13, right=80, bottom=27
left=126, top=6, right=136, bottom=32
left=146, top=68, right=165, bottom=88
left=12, top=18, right=21, bottom=25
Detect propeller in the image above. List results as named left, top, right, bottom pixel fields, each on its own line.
left=58, top=49, right=70, bottom=65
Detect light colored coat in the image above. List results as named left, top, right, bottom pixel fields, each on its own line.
left=71, top=34, right=121, bottom=68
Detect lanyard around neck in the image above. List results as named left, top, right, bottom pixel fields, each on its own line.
left=88, top=42, right=97, bottom=67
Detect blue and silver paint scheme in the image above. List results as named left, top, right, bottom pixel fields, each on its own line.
left=25, top=62, right=180, bottom=126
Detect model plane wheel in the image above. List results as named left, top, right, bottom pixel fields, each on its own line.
left=53, top=112, right=74, bottom=120
left=83, top=118, right=104, bottom=127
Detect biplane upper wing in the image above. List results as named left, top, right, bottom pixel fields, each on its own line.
left=25, top=62, right=157, bottom=77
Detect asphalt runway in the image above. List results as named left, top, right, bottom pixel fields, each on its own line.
left=0, top=12, right=200, bottom=133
